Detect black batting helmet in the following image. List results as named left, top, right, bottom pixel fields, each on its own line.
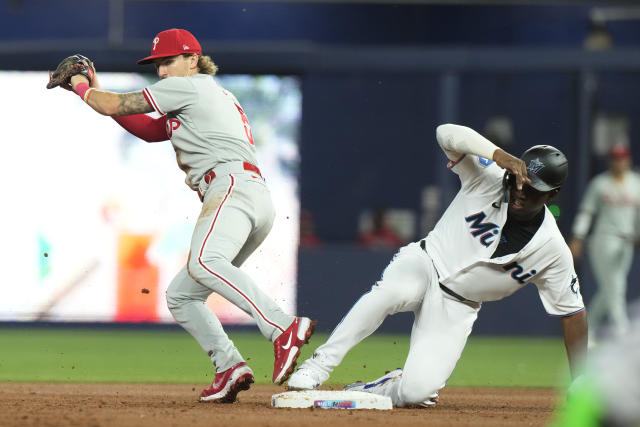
left=521, top=145, right=568, bottom=192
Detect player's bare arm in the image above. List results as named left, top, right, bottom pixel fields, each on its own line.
left=70, top=74, right=153, bottom=116
left=561, top=310, right=588, bottom=379
left=568, top=238, right=584, bottom=259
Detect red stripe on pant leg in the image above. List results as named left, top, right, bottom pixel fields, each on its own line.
left=198, top=175, right=285, bottom=333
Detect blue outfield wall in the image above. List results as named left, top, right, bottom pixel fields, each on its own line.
left=298, top=245, right=640, bottom=336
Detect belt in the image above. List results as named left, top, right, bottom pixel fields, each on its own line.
left=198, top=161, right=262, bottom=201
left=419, top=240, right=478, bottom=305
left=439, top=284, right=476, bottom=303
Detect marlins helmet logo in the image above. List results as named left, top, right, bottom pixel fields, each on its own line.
left=527, top=158, right=545, bottom=174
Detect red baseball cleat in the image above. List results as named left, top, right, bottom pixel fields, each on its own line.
left=272, top=317, right=317, bottom=384
left=200, top=362, right=254, bottom=403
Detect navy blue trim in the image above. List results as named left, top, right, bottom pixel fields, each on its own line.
left=548, top=307, right=585, bottom=317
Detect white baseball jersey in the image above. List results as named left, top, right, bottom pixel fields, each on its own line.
left=572, top=170, right=640, bottom=240
left=143, top=74, right=258, bottom=190
left=423, top=154, right=584, bottom=316
left=288, top=125, right=585, bottom=406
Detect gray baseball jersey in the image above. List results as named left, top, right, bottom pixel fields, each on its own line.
left=143, top=74, right=258, bottom=190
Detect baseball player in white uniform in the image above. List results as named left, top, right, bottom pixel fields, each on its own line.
left=54, top=28, right=315, bottom=403
left=570, top=145, right=640, bottom=341
left=287, top=124, right=587, bottom=407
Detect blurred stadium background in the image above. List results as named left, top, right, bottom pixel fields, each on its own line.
left=2, top=1, right=640, bottom=368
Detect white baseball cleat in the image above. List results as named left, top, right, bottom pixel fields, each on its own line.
left=287, top=357, right=331, bottom=390
left=415, top=391, right=439, bottom=407
left=344, top=368, right=439, bottom=407
left=344, top=368, right=403, bottom=394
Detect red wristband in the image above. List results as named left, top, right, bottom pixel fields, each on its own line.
left=74, top=83, right=94, bottom=102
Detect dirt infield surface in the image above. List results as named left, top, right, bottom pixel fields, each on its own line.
left=0, top=382, right=559, bottom=427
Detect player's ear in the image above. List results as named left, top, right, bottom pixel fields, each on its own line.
left=547, top=188, right=560, bottom=201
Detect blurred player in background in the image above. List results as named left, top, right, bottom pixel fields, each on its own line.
left=49, top=28, right=315, bottom=402
left=358, top=206, right=405, bottom=249
left=570, top=145, right=640, bottom=343
left=551, top=300, right=640, bottom=427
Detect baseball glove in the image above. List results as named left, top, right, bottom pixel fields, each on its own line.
left=46, top=54, right=95, bottom=90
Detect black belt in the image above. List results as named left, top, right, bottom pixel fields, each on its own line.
left=419, top=240, right=477, bottom=304
left=439, top=283, right=475, bottom=303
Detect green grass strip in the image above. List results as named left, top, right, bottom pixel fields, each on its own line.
left=0, top=329, right=570, bottom=387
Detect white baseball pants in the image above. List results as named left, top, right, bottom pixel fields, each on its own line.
left=312, top=242, right=480, bottom=407
left=166, top=168, right=294, bottom=372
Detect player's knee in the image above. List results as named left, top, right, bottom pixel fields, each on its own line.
left=187, top=252, right=227, bottom=283
left=166, top=275, right=201, bottom=310
left=165, top=285, right=185, bottom=311
left=368, top=281, right=422, bottom=314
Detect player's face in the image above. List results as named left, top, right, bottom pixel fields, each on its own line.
left=508, top=182, right=554, bottom=221
left=153, top=55, right=196, bottom=79
left=609, top=155, right=631, bottom=175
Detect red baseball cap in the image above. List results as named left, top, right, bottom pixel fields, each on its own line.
left=138, top=28, right=202, bottom=64
left=610, top=145, right=631, bottom=158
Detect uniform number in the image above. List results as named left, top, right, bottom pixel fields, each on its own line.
left=234, top=103, right=254, bottom=145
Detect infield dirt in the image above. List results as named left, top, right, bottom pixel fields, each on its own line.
left=0, top=382, right=559, bottom=427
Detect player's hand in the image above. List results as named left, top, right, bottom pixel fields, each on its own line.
left=88, top=62, right=102, bottom=89
left=46, top=54, right=95, bottom=90
left=493, top=149, right=530, bottom=190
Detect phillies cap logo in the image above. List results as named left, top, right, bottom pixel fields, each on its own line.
left=152, top=37, right=160, bottom=51
left=527, top=158, right=545, bottom=174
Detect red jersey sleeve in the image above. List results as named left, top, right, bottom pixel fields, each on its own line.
left=112, top=114, right=168, bottom=142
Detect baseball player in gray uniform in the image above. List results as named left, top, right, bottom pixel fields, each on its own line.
left=54, top=28, right=315, bottom=402
left=288, top=124, right=587, bottom=407
left=570, top=145, right=640, bottom=342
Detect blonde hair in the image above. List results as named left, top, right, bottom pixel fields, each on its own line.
left=197, top=55, right=218, bottom=75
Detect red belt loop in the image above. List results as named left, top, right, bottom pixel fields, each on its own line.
left=198, top=162, right=262, bottom=202
left=204, top=170, right=216, bottom=185
left=242, top=161, right=262, bottom=177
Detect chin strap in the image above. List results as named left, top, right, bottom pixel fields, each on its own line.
left=502, top=171, right=512, bottom=204
left=493, top=172, right=512, bottom=209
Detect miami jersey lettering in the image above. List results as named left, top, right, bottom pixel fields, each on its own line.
left=503, top=261, right=537, bottom=285
left=465, top=211, right=500, bottom=247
